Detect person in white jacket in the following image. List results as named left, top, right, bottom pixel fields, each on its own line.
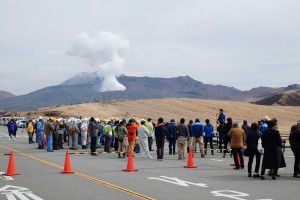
left=137, top=119, right=153, bottom=158
left=80, top=120, right=88, bottom=149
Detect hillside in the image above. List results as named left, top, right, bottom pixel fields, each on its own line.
left=0, top=74, right=241, bottom=111
left=0, top=91, right=15, bottom=99
left=255, top=89, right=300, bottom=106
left=20, top=98, right=300, bottom=135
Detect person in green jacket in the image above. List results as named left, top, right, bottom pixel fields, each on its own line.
left=117, top=120, right=128, bottom=158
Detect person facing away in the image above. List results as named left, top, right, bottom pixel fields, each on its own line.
left=246, top=122, right=262, bottom=178
left=166, top=119, right=177, bottom=155
left=242, top=120, right=251, bottom=136
left=137, top=119, right=152, bottom=158
left=27, top=120, right=35, bottom=144
left=176, top=118, right=190, bottom=160
left=260, top=119, right=286, bottom=180
left=289, top=120, right=300, bottom=178
left=44, top=118, right=55, bottom=152
left=80, top=120, right=88, bottom=149
left=228, top=121, right=246, bottom=170
left=36, top=117, right=44, bottom=149
left=7, top=119, right=17, bottom=140
left=259, top=119, right=268, bottom=133
left=126, top=118, right=138, bottom=155
left=191, top=118, right=205, bottom=158
left=88, top=117, right=99, bottom=156
left=217, top=120, right=226, bottom=154
left=146, top=118, right=155, bottom=151
left=204, top=119, right=214, bottom=155
left=223, top=117, right=233, bottom=158
left=155, top=117, right=166, bottom=161
left=103, top=121, right=112, bottom=153
left=117, top=120, right=128, bottom=158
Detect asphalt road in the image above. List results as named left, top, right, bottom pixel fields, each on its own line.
left=0, top=126, right=299, bottom=200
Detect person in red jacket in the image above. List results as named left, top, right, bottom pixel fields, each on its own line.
left=126, top=119, right=138, bottom=155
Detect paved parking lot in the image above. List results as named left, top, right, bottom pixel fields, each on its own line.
left=0, top=126, right=299, bottom=200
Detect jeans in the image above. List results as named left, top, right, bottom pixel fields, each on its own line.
left=156, top=137, right=165, bottom=159
left=38, top=131, right=43, bottom=146
left=169, top=138, right=176, bottom=154
left=71, top=133, right=78, bottom=149
left=46, top=134, right=53, bottom=151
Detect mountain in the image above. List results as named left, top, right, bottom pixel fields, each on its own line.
left=0, top=73, right=298, bottom=112
left=0, top=74, right=241, bottom=112
left=254, top=89, right=300, bottom=106
left=0, top=91, right=16, bottom=99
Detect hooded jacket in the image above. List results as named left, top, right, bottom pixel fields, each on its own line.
left=191, top=122, right=204, bottom=138
left=204, top=123, right=214, bottom=138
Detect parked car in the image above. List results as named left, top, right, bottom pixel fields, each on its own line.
left=16, top=120, right=28, bottom=128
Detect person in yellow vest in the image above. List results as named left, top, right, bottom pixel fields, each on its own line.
left=146, top=118, right=155, bottom=151
left=27, top=120, right=35, bottom=144
left=104, top=121, right=112, bottom=153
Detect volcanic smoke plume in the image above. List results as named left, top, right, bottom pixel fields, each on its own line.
left=67, top=31, right=129, bottom=92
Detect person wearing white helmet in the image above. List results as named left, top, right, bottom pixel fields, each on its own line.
left=137, top=119, right=152, bottom=158
left=68, top=119, right=80, bottom=150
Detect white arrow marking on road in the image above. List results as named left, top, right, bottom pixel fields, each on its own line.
left=0, top=185, right=43, bottom=200
left=148, top=176, right=209, bottom=187
left=0, top=172, right=14, bottom=181
left=211, top=190, right=250, bottom=200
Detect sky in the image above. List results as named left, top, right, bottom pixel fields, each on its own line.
left=0, top=0, right=300, bottom=95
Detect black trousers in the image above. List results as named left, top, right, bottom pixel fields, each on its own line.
left=148, top=137, right=153, bottom=150
left=292, top=148, right=300, bottom=175
left=248, top=149, right=261, bottom=174
left=90, top=137, right=97, bottom=154
left=204, top=137, right=214, bottom=152
left=232, top=148, right=244, bottom=168
left=52, top=133, right=58, bottom=149
left=156, top=137, right=165, bottom=159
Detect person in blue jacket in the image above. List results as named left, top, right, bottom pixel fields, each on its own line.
left=7, top=119, right=17, bottom=140
left=36, top=117, right=44, bottom=149
left=166, top=119, right=177, bottom=155
left=191, top=118, right=205, bottom=157
left=204, top=119, right=214, bottom=155
left=217, top=109, right=226, bottom=124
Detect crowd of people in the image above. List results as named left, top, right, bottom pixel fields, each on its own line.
left=5, top=108, right=300, bottom=180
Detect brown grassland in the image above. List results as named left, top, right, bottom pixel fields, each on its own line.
left=24, top=98, right=300, bottom=136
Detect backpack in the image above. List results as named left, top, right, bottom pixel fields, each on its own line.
left=69, top=125, right=75, bottom=134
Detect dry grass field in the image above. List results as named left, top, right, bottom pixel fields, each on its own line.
left=23, top=98, right=300, bottom=136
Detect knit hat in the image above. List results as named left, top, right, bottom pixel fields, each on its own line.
left=233, top=121, right=239, bottom=126
left=195, top=118, right=200, bottom=122
left=170, top=119, right=175, bottom=123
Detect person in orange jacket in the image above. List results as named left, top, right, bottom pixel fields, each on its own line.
left=126, top=118, right=138, bottom=155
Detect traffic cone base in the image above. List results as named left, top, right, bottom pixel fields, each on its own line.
left=185, top=147, right=197, bottom=168
left=61, top=150, right=74, bottom=174
left=4, top=150, right=20, bottom=176
left=123, top=150, right=137, bottom=172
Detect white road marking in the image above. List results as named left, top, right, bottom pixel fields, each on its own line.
left=0, top=185, right=43, bottom=200
left=210, top=159, right=223, bottom=162
left=148, top=176, right=209, bottom=187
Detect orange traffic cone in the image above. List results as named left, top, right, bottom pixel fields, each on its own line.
left=61, top=150, right=75, bottom=174
left=123, top=150, right=138, bottom=172
left=4, top=150, right=19, bottom=176
left=184, top=147, right=197, bottom=168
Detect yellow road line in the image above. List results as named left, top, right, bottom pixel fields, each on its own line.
left=0, top=145, right=155, bottom=200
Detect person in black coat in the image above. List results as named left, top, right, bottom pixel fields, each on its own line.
left=246, top=123, right=262, bottom=178
left=260, top=119, right=286, bottom=180
left=223, top=117, right=233, bottom=158
left=289, top=121, right=300, bottom=178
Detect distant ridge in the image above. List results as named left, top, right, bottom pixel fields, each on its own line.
left=0, top=91, right=16, bottom=99
left=254, top=89, right=300, bottom=106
